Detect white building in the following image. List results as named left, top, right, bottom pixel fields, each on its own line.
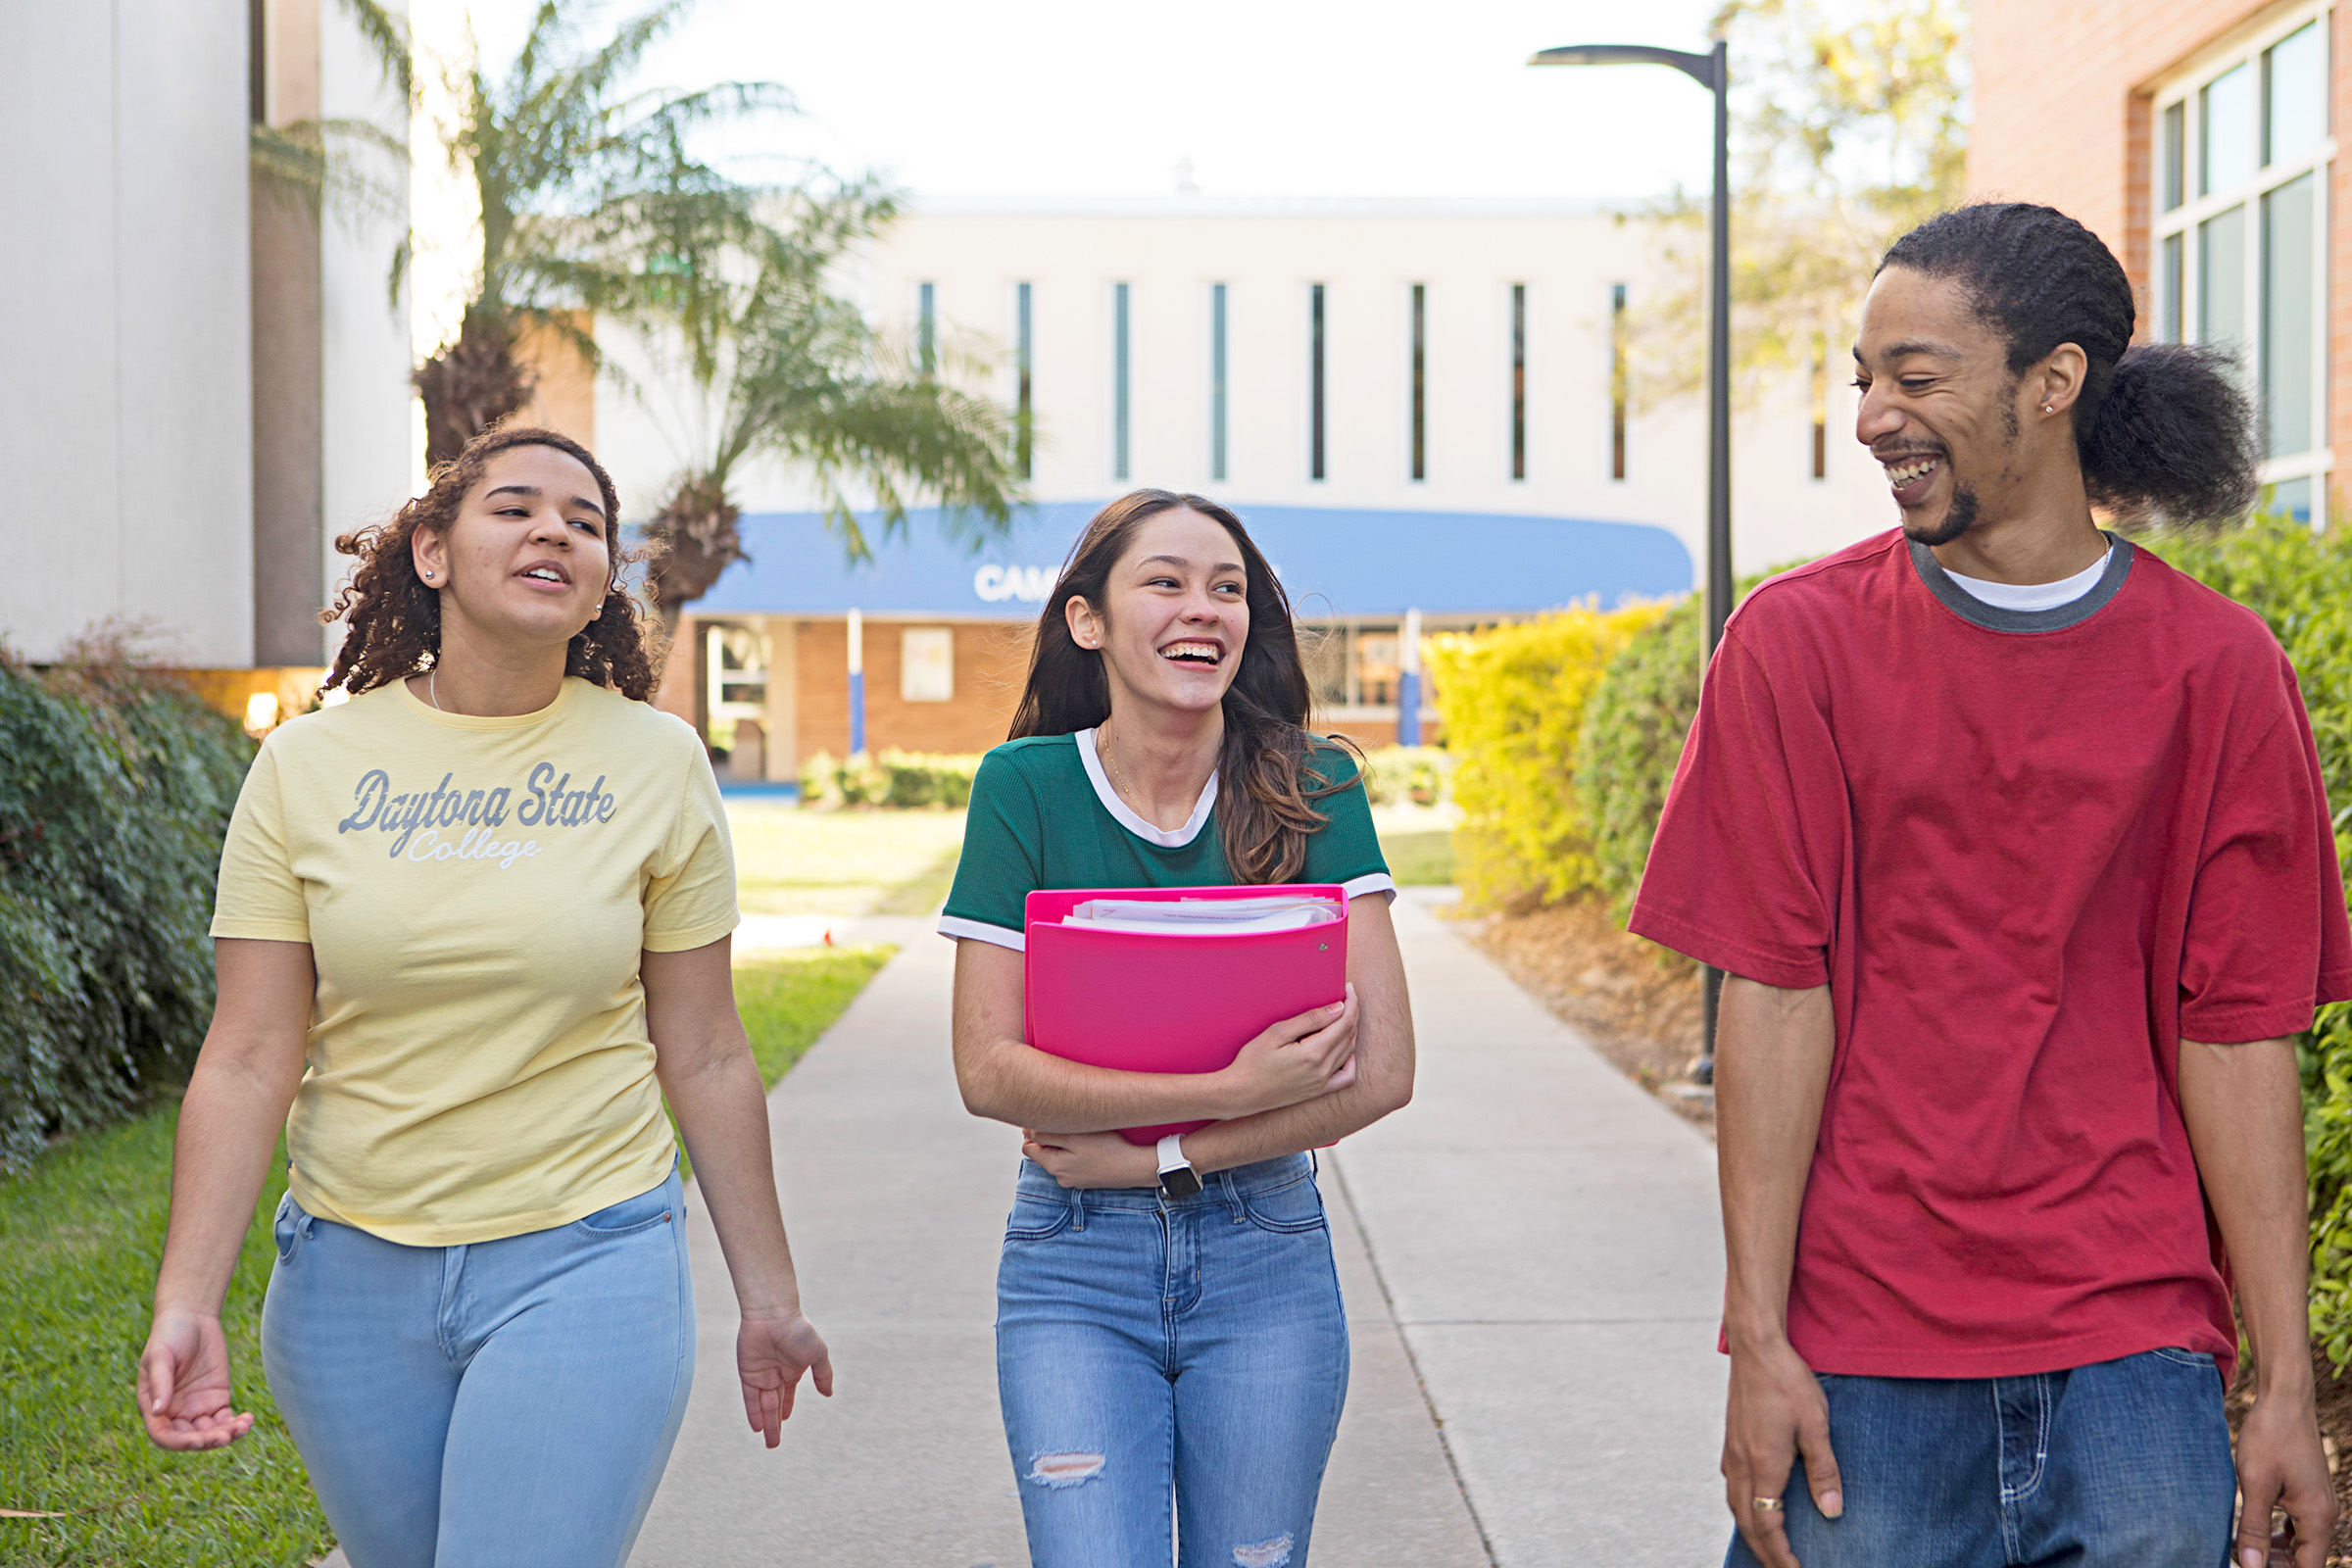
left=593, top=198, right=1897, bottom=772
left=0, top=0, right=412, bottom=711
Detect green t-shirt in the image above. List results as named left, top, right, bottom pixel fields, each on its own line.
left=940, top=728, right=1395, bottom=951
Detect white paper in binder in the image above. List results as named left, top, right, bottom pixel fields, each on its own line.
left=1062, top=894, right=1345, bottom=937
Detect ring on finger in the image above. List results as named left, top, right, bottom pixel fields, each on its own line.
left=1753, top=1497, right=1784, bottom=1511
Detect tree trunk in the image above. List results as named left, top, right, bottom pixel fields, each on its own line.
left=414, top=308, right=535, bottom=469
left=646, top=473, right=746, bottom=629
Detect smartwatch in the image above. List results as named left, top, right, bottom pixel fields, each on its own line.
left=1156, top=1133, right=1202, bottom=1199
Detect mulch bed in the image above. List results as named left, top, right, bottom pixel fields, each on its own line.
left=1465, top=894, right=2352, bottom=1559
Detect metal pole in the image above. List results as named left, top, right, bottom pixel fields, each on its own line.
left=1695, top=35, right=1733, bottom=1087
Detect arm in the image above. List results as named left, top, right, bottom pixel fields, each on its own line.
left=139, top=938, right=316, bottom=1450
left=952, top=937, right=1361, bottom=1135
left=643, top=938, right=833, bottom=1447
left=1019, top=894, right=1416, bottom=1187
left=2178, top=1035, right=2334, bottom=1568
left=1716, top=975, right=1843, bottom=1568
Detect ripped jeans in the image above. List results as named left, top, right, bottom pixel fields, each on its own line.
left=996, top=1153, right=1349, bottom=1568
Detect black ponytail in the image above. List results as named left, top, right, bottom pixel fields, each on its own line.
left=1880, top=203, right=2259, bottom=525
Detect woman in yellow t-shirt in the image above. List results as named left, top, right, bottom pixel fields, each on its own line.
left=137, top=426, right=832, bottom=1567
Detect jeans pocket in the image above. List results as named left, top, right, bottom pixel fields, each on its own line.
left=1240, top=1172, right=1329, bottom=1235
left=271, top=1193, right=302, bottom=1264
left=574, top=1181, right=676, bottom=1236
left=1004, top=1192, right=1073, bottom=1243
left=2149, top=1346, right=2219, bottom=1371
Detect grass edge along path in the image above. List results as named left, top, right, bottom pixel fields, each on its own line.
left=0, top=945, right=894, bottom=1568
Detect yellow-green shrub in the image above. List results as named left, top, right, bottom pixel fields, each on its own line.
left=1429, top=603, right=1667, bottom=906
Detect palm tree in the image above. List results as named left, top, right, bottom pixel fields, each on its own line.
left=635, top=184, right=1025, bottom=623
left=415, top=0, right=791, bottom=465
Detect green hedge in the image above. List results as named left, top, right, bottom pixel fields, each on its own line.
left=798, top=749, right=980, bottom=809
left=0, top=655, right=252, bottom=1174
left=1359, top=745, right=1453, bottom=808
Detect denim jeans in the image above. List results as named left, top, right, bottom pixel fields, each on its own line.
left=1726, top=1347, right=2236, bottom=1568
left=996, top=1152, right=1349, bottom=1568
left=259, top=1165, right=695, bottom=1568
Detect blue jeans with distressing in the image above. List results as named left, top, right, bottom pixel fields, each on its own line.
left=259, top=1166, right=695, bottom=1568
left=1727, top=1347, right=2236, bottom=1568
left=996, top=1152, right=1349, bottom=1568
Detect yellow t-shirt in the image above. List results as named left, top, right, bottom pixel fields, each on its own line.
left=210, top=676, right=739, bottom=1246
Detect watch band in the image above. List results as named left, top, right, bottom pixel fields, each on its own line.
left=1156, top=1133, right=1202, bottom=1199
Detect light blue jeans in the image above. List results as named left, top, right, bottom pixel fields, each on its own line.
left=1726, top=1348, right=2236, bottom=1567
left=260, top=1166, right=695, bottom=1568
left=996, top=1152, right=1349, bottom=1568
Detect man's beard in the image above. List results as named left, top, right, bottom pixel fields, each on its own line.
left=1903, top=481, right=1979, bottom=547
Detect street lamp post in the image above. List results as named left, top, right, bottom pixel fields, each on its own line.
left=1531, top=37, right=1732, bottom=1085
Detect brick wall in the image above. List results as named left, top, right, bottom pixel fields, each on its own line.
left=1970, top=0, right=2349, bottom=499
left=794, top=619, right=1033, bottom=760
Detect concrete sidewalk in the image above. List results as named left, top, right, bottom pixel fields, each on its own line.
left=624, top=891, right=1730, bottom=1566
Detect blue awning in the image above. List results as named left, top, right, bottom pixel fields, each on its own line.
left=689, top=501, right=1691, bottom=620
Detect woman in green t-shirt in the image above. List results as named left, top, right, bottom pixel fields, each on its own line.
left=944, top=489, right=1416, bottom=1566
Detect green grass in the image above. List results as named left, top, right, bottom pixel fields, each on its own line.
left=0, top=948, right=897, bottom=1567
left=0, top=1110, right=328, bottom=1568
left=725, top=803, right=966, bottom=917
left=1380, top=829, right=1458, bottom=886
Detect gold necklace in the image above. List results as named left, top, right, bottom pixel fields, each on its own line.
left=1097, top=722, right=1143, bottom=811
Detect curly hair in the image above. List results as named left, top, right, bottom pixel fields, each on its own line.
left=319, top=426, right=664, bottom=702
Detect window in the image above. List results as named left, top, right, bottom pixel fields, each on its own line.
left=917, top=281, right=936, bottom=375
left=1510, top=283, right=1528, bottom=481
left=1309, top=283, right=1327, bottom=481
left=1610, top=283, right=1629, bottom=481
left=1112, top=282, right=1131, bottom=482
left=901, top=628, right=955, bottom=703
left=2154, top=8, right=2330, bottom=523
left=1210, top=282, right=1228, bottom=482
left=1409, top=284, right=1428, bottom=481
left=1011, top=281, right=1030, bottom=479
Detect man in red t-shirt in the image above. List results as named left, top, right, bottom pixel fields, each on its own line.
left=1633, top=203, right=2352, bottom=1568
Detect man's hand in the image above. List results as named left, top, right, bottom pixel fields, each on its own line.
left=1022, top=1128, right=1159, bottom=1189
left=2234, top=1389, right=2334, bottom=1568
left=736, top=1308, right=833, bottom=1448
left=1723, top=1335, right=1843, bottom=1568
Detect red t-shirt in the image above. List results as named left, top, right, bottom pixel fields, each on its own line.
left=1631, top=528, right=2352, bottom=1381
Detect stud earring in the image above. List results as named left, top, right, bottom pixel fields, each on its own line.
left=2042, top=403, right=2054, bottom=415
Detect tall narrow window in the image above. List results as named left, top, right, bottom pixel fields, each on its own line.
left=2263, top=171, right=2315, bottom=456
left=2162, top=101, right=2185, bottom=212
left=1112, top=282, right=1131, bottom=481
left=1409, top=284, right=1427, bottom=481
left=1610, top=283, right=1628, bottom=481
left=2160, top=232, right=2184, bottom=342
left=1809, top=332, right=1829, bottom=480
left=1309, top=283, right=1327, bottom=481
left=1510, top=283, right=1527, bottom=481
left=1014, top=281, right=1033, bottom=480
left=1210, top=282, right=1228, bottom=481
left=917, top=282, right=936, bottom=375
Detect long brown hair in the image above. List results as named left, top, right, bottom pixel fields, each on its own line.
left=1007, top=489, right=1360, bottom=883
left=319, top=426, right=662, bottom=701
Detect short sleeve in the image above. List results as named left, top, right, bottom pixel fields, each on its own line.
left=2179, top=663, right=2352, bottom=1042
left=1301, top=743, right=1396, bottom=902
left=642, top=741, right=739, bottom=953
left=1628, top=630, right=1843, bottom=990
left=210, top=741, right=312, bottom=943
left=940, top=747, right=1044, bottom=951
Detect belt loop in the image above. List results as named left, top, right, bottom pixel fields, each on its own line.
left=1217, top=1166, right=1244, bottom=1223
left=1069, top=1184, right=1087, bottom=1231
left=1309, top=1148, right=1320, bottom=1180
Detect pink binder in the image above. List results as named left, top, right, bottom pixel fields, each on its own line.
left=1023, top=883, right=1350, bottom=1145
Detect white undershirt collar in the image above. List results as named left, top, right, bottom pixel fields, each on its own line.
left=1075, top=727, right=1217, bottom=848
left=1943, top=548, right=2113, bottom=613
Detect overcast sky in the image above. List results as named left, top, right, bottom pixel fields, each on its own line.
left=458, top=0, right=1728, bottom=204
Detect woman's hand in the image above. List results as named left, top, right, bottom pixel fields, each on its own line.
left=137, top=1309, right=257, bottom=1451
left=1023, top=1129, right=1161, bottom=1189
left=1213, top=984, right=1359, bottom=1117
left=736, top=1307, right=834, bottom=1448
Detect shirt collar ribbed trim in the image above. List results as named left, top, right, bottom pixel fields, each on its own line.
left=1907, top=531, right=2134, bottom=633
left=1075, top=727, right=1218, bottom=848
